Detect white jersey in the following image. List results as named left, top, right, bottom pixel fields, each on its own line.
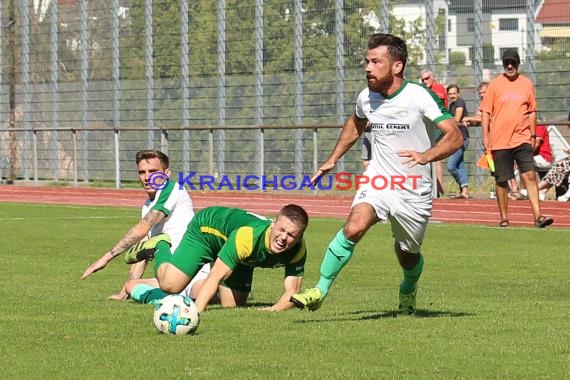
left=141, top=180, right=194, bottom=250
left=355, top=80, right=452, bottom=198
left=141, top=181, right=208, bottom=299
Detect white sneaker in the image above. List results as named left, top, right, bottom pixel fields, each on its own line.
left=520, top=189, right=528, bottom=197
left=557, top=194, right=569, bottom=202
left=539, top=192, right=546, bottom=201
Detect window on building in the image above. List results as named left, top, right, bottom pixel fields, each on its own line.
left=467, top=18, right=474, bottom=33
left=448, top=19, right=451, bottom=33
left=499, top=18, right=518, bottom=31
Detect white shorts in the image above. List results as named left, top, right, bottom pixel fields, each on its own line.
left=180, top=263, right=211, bottom=300
left=352, top=186, right=432, bottom=253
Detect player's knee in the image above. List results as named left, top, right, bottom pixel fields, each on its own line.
left=158, top=277, right=186, bottom=294
left=399, top=254, right=420, bottom=270
left=395, top=245, right=420, bottom=269
left=125, top=280, right=137, bottom=295
left=343, top=224, right=366, bottom=242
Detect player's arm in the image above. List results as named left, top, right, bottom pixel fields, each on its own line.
left=311, top=113, right=368, bottom=184
left=262, top=275, right=302, bottom=312
left=399, top=118, right=462, bottom=167
left=429, top=118, right=463, bottom=161
left=194, top=258, right=233, bottom=313
left=81, top=209, right=166, bottom=279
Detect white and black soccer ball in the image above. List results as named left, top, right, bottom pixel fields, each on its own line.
left=153, top=295, right=200, bottom=335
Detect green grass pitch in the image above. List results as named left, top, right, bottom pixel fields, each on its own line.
left=0, top=202, right=569, bottom=379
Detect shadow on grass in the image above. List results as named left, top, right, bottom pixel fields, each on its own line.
left=200, top=302, right=274, bottom=311
left=245, top=302, right=275, bottom=308
left=294, top=309, right=475, bottom=323
left=355, top=309, right=475, bottom=320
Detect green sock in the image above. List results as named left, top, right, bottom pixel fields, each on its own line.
left=316, top=229, right=356, bottom=296
left=131, top=284, right=169, bottom=304
left=399, top=254, right=424, bottom=295
left=152, top=241, right=173, bottom=278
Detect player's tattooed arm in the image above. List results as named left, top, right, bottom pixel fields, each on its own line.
left=81, top=210, right=167, bottom=280
left=107, top=210, right=166, bottom=258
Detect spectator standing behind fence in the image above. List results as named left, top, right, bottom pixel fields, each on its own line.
left=463, top=82, right=488, bottom=127
left=420, top=70, right=448, bottom=197
left=480, top=49, right=553, bottom=228
left=446, top=84, right=470, bottom=199
left=462, top=82, right=524, bottom=200
left=362, top=123, right=372, bottom=169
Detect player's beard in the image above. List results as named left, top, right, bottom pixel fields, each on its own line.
left=367, top=71, right=395, bottom=94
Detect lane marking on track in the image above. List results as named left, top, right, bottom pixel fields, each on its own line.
left=0, top=216, right=129, bottom=221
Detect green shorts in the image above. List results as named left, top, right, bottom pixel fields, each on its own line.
left=166, top=207, right=260, bottom=292
left=223, top=264, right=254, bottom=292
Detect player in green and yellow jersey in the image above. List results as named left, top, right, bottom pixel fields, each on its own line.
left=124, top=204, right=309, bottom=313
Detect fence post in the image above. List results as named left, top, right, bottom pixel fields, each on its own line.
left=259, top=127, right=264, bottom=192
left=112, top=0, right=121, bottom=188
left=313, top=127, right=318, bottom=194
left=294, top=0, right=304, bottom=180
left=114, top=129, right=120, bottom=189
left=33, top=129, right=38, bottom=185
left=209, top=128, right=214, bottom=177
left=145, top=0, right=154, bottom=149
left=50, top=0, right=59, bottom=181
left=80, top=0, right=89, bottom=182
left=160, top=129, right=168, bottom=155
left=72, top=129, right=78, bottom=187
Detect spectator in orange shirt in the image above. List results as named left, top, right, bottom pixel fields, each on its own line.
left=480, top=49, right=553, bottom=228
left=420, top=69, right=448, bottom=197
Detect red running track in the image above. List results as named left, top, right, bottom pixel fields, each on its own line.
left=1, top=185, right=569, bottom=228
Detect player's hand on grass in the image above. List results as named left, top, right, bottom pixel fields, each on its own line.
left=397, top=150, right=428, bottom=167
left=108, top=291, right=128, bottom=301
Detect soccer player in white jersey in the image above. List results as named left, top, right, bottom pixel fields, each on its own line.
left=81, top=150, right=209, bottom=301
left=291, top=33, right=462, bottom=314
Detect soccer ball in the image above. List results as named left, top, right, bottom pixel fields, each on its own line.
left=153, top=295, right=200, bottom=335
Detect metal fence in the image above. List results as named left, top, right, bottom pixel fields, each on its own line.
left=3, top=123, right=569, bottom=192
left=0, top=0, right=569, bottom=186
left=0, top=124, right=365, bottom=187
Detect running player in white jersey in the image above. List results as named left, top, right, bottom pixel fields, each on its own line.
left=81, top=150, right=209, bottom=301
left=291, top=33, right=462, bottom=314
